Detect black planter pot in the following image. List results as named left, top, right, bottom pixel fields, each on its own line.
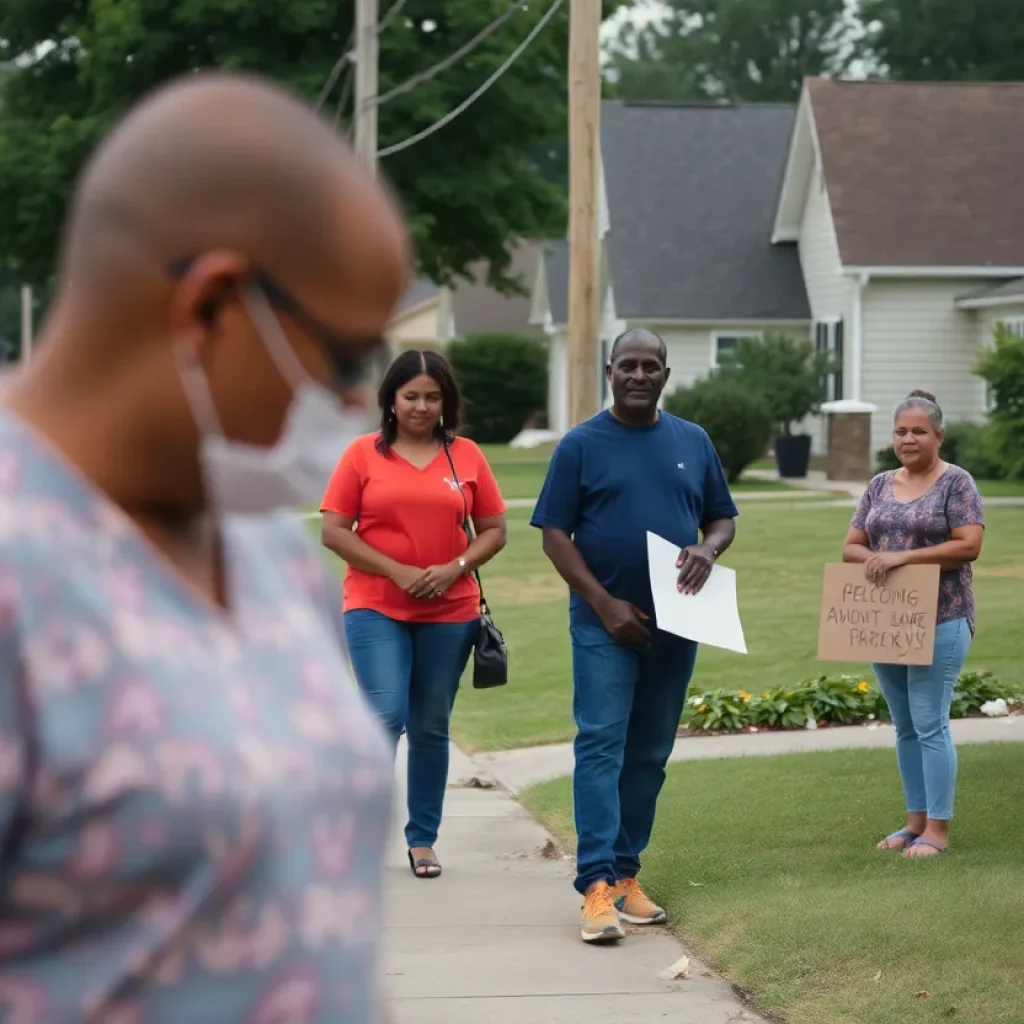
left=774, top=433, right=812, bottom=479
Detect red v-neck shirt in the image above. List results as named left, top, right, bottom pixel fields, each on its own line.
left=320, top=433, right=506, bottom=623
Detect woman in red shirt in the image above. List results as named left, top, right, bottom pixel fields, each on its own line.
left=320, top=350, right=507, bottom=879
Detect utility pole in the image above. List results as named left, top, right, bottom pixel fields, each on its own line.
left=20, top=284, right=33, bottom=364
left=566, top=0, right=601, bottom=427
left=354, top=0, right=380, bottom=177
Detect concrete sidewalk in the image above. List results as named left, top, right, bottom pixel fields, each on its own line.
left=383, top=744, right=764, bottom=1024
left=476, top=715, right=1024, bottom=795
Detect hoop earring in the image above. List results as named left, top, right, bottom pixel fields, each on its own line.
left=439, top=414, right=445, bottom=429
left=389, top=406, right=396, bottom=421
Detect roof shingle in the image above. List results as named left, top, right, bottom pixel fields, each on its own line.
left=808, top=79, right=1024, bottom=268
left=600, top=100, right=809, bottom=321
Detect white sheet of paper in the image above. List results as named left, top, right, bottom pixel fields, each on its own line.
left=646, top=531, right=747, bottom=654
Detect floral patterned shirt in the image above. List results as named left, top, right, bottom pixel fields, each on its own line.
left=851, top=464, right=985, bottom=632
left=0, top=412, right=393, bottom=1023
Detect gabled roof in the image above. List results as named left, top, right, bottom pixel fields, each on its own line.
left=957, top=276, right=1024, bottom=309
left=781, top=79, right=1024, bottom=270
left=599, top=101, right=809, bottom=321
left=394, top=278, right=439, bottom=316
left=452, top=242, right=544, bottom=337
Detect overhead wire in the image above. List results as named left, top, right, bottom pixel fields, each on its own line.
left=377, top=0, right=564, bottom=158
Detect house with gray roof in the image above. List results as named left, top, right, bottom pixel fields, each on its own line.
left=532, top=83, right=1024, bottom=456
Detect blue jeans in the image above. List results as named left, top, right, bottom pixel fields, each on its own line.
left=872, top=617, right=971, bottom=822
left=343, top=609, right=476, bottom=849
left=570, top=623, right=697, bottom=894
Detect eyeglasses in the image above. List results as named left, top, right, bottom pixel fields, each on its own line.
left=168, top=258, right=392, bottom=391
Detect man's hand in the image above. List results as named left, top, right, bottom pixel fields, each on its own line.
left=596, top=597, right=651, bottom=646
left=864, top=550, right=907, bottom=585
left=676, top=543, right=717, bottom=595
left=409, top=562, right=464, bottom=600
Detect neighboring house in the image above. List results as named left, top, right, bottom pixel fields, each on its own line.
left=533, top=81, right=1024, bottom=457
left=530, top=100, right=811, bottom=436
left=387, top=242, right=546, bottom=351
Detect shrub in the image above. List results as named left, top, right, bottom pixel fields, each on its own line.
left=683, top=671, right=1023, bottom=733
left=447, top=332, right=548, bottom=444
left=975, top=325, right=1024, bottom=480
left=875, top=421, right=1004, bottom=478
left=717, top=332, right=836, bottom=436
left=664, top=374, right=774, bottom=483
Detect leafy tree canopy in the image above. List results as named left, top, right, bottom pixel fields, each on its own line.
left=605, top=0, right=851, bottom=103
left=0, top=0, right=625, bottom=286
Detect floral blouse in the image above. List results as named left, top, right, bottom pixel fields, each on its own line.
left=0, top=412, right=393, bottom=1023
left=851, top=465, right=985, bottom=632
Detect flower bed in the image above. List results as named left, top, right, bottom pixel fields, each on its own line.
left=682, top=671, right=1023, bottom=735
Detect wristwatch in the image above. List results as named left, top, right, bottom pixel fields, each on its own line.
left=457, top=558, right=468, bottom=572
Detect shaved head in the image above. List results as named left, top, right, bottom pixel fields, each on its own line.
left=10, top=70, right=411, bottom=523
left=60, top=70, right=408, bottom=324
left=609, top=328, right=667, bottom=365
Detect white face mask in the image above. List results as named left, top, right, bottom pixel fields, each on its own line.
left=178, top=283, right=371, bottom=516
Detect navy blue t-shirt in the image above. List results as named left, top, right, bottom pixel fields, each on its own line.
left=530, top=410, right=739, bottom=630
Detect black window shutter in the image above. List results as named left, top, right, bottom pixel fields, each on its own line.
left=833, top=319, right=845, bottom=401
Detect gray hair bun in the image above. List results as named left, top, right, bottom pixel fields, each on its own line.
left=907, top=389, right=938, bottom=404
left=894, top=389, right=943, bottom=429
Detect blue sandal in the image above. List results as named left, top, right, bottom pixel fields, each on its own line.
left=878, top=829, right=919, bottom=850
left=904, top=838, right=947, bottom=857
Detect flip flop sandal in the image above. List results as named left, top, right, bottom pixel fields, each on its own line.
left=878, top=829, right=920, bottom=850
left=408, top=850, right=442, bottom=879
left=904, top=838, right=948, bottom=857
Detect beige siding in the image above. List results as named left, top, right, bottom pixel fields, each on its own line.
left=978, top=303, right=1024, bottom=343
left=797, top=158, right=856, bottom=452
left=861, top=280, right=999, bottom=456
left=387, top=302, right=441, bottom=349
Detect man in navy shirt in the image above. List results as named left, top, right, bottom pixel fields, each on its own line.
left=531, top=328, right=738, bottom=944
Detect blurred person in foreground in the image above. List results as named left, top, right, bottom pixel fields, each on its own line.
left=0, top=71, right=409, bottom=1021
left=531, top=329, right=738, bottom=944
left=320, top=350, right=507, bottom=880
left=843, top=390, right=984, bottom=858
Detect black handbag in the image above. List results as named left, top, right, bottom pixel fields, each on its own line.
left=442, top=441, right=508, bottom=689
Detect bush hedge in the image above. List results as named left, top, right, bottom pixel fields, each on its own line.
left=664, top=374, right=774, bottom=483
left=683, top=671, right=1023, bottom=733
left=448, top=332, right=548, bottom=444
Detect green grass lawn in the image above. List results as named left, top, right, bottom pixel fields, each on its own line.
left=522, top=743, right=1024, bottom=1024
left=452, top=504, right=1024, bottom=751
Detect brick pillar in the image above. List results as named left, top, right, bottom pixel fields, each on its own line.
left=820, top=400, right=876, bottom=482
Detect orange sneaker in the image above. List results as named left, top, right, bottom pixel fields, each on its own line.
left=613, top=877, right=667, bottom=926
left=580, top=881, right=626, bottom=944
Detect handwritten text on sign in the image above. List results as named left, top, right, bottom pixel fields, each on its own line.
left=817, top=563, right=940, bottom=666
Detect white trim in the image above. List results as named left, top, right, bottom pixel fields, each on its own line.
left=851, top=272, right=868, bottom=402
left=821, top=399, right=876, bottom=414
left=956, top=292, right=1024, bottom=311
left=628, top=318, right=811, bottom=328
left=710, top=329, right=763, bottom=369
left=771, top=84, right=820, bottom=244
left=842, top=266, right=1024, bottom=279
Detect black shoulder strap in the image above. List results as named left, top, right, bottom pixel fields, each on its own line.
left=441, top=439, right=489, bottom=614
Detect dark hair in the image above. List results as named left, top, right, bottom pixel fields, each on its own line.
left=893, top=389, right=943, bottom=430
left=609, top=327, right=667, bottom=365
left=375, top=349, right=463, bottom=454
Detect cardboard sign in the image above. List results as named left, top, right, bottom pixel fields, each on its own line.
left=817, top=563, right=941, bottom=665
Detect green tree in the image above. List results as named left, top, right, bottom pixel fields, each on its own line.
left=974, top=325, right=1024, bottom=480
left=857, top=0, right=1024, bottom=81
left=605, top=0, right=851, bottom=103
left=448, top=332, right=547, bottom=443
left=718, top=332, right=835, bottom=436
left=0, top=0, right=626, bottom=286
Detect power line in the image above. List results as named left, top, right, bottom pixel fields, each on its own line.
left=316, top=31, right=354, bottom=110
left=377, top=0, right=408, bottom=35
left=373, top=0, right=530, bottom=108
left=377, top=0, right=564, bottom=158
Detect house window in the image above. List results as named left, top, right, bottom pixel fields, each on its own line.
left=999, top=317, right=1024, bottom=339
left=815, top=319, right=844, bottom=402
left=712, top=331, right=762, bottom=369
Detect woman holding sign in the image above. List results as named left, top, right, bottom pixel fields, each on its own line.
left=842, top=390, right=984, bottom=858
